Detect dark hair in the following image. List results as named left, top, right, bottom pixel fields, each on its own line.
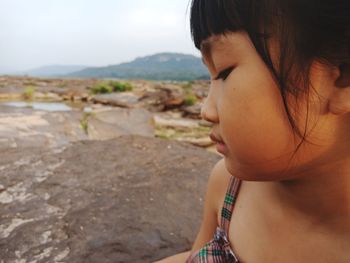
left=190, top=0, right=350, bottom=156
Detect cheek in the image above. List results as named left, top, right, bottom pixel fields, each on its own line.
left=218, top=70, right=297, bottom=180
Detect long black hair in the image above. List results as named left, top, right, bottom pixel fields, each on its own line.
left=190, top=0, right=350, bottom=154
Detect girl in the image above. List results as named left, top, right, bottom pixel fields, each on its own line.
left=156, top=0, right=350, bottom=262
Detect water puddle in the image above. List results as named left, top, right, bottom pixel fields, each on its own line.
left=1, top=102, right=72, bottom=112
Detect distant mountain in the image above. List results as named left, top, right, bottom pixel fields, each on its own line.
left=20, top=65, right=88, bottom=77
left=68, top=53, right=209, bottom=81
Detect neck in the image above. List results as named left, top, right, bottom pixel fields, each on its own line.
left=262, top=157, right=350, bottom=232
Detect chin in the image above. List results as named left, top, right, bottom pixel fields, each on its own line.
left=223, top=156, right=290, bottom=182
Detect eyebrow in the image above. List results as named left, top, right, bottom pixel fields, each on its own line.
left=200, top=39, right=213, bottom=59
left=201, top=53, right=215, bottom=71
left=200, top=35, right=229, bottom=70
left=201, top=56, right=207, bottom=65
left=200, top=39, right=216, bottom=70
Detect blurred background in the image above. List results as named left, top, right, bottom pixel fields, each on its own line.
left=0, top=1, right=218, bottom=262
left=1, top=0, right=198, bottom=72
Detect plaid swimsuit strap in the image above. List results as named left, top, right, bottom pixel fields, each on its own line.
left=217, top=176, right=242, bottom=262
left=186, top=176, right=242, bottom=263
left=220, top=176, right=241, bottom=233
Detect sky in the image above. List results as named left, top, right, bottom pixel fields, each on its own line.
left=0, top=0, right=199, bottom=71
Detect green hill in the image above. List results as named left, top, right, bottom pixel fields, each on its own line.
left=67, top=53, right=209, bottom=81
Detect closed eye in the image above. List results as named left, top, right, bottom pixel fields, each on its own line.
left=214, top=66, right=235, bottom=81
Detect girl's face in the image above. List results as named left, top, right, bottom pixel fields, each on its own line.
left=201, top=31, right=339, bottom=181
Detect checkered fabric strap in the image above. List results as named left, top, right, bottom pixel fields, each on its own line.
left=220, top=176, right=242, bottom=234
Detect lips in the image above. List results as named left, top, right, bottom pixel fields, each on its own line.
left=209, top=133, right=225, bottom=144
left=209, top=132, right=228, bottom=155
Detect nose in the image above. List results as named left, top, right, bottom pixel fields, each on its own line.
left=200, top=87, right=219, bottom=124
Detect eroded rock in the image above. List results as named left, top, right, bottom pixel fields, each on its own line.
left=138, top=85, right=185, bottom=112
left=182, top=104, right=202, bottom=119
left=0, top=105, right=87, bottom=149
left=0, top=135, right=221, bottom=262
left=87, top=108, right=155, bottom=140
left=153, top=115, right=199, bottom=130
left=91, top=93, right=140, bottom=108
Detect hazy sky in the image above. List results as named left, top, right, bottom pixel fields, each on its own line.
left=0, top=0, right=199, bottom=71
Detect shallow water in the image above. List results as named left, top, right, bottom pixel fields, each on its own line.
left=1, top=101, right=73, bottom=112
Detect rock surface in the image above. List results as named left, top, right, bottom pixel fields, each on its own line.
left=153, top=115, right=199, bottom=129
left=0, top=105, right=87, bottom=149
left=0, top=135, right=221, bottom=263
left=182, top=104, right=202, bottom=119
left=87, top=108, right=155, bottom=140
left=91, top=93, right=140, bottom=108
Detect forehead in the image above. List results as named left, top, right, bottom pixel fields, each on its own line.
left=200, top=32, right=249, bottom=62
left=200, top=35, right=228, bottom=57
left=201, top=32, right=250, bottom=53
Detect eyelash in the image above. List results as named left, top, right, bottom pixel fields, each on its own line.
left=214, top=66, right=235, bottom=81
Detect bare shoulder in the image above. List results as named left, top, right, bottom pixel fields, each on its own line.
left=208, top=159, right=233, bottom=223
left=189, top=158, right=232, bottom=251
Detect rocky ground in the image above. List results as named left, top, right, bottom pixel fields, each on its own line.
left=0, top=76, right=221, bottom=263
left=0, top=76, right=215, bottom=151
left=0, top=136, right=220, bottom=263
